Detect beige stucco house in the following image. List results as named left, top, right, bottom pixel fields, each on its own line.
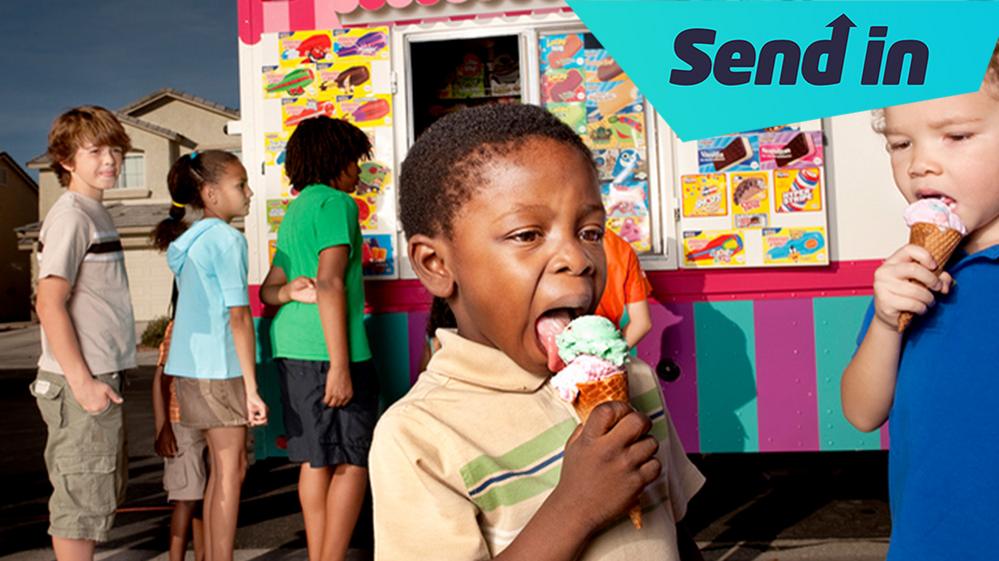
left=18, top=89, right=241, bottom=322
left=1, top=153, right=39, bottom=322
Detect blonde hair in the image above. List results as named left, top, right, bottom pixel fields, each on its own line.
left=47, top=106, right=132, bottom=187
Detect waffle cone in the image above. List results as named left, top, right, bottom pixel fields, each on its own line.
left=573, top=372, right=643, bottom=528
left=898, top=222, right=963, bottom=332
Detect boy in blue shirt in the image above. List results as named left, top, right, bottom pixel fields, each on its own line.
left=842, top=43, right=999, bottom=561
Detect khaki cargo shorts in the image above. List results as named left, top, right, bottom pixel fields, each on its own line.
left=176, top=376, right=248, bottom=430
left=163, top=421, right=207, bottom=502
left=30, top=370, right=127, bottom=543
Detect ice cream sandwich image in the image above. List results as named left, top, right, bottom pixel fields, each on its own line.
left=775, top=132, right=815, bottom=168
left=334, top=65, right=370, bottom=93
left=547, top=69, right=584, bottom=102
left=713, top=136, right=753, bottom=172
left=597, top=61, right=624, bottom=82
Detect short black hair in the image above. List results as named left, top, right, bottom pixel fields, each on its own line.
left=399, top=104, right=595, bottom=239
left=285, top=116, right=372, bottom=191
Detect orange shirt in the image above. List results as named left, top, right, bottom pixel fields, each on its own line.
left=157, top=321, right=181, bottom=423
left=595, top=230, right=653, bottom=326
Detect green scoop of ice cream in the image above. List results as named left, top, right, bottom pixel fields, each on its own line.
left=555, top=315, right=629, bottom=367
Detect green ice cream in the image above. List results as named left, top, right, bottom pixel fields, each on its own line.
left=555, top=315, right=629, bottom=367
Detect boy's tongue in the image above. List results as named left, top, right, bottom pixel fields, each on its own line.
left=536, top=311, right=570, bottom=372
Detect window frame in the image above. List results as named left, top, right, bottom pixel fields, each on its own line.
left=390, top=13, right=679, bottom=278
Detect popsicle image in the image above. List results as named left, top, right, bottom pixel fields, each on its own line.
left=541, top=315, right=643, bottom=528
left=898, top=198, right=966, bottom=331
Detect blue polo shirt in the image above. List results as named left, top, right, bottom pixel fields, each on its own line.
left=857, top=243, right=999, bottom=561
left=165, top=218, right=250, bottom=380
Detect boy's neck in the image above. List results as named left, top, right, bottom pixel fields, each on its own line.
left=964, top=220, right=999, bottom=253
left=67, top=182, right=104, bottom=202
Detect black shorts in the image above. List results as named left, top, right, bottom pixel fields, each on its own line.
left=276, top=358, right=379, bottom=468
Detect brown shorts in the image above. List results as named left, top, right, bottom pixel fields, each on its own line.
left=31, top=370, right=127, bottom=543
left=163, top=422, right=207, bottom=502
left=175, top=377, right=248, bottom=430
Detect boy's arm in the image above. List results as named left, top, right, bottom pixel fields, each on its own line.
left=316, top=245, right=352, bottom=408
left=841, top=244, right=951, bottom=431
left=152, top=321, right=177, bottom=456
left=259, top=264, right=289, bottom=306
left=622, top=299, right=652, bottom=348
left=841, top=320, right=903, bottom=431
left=261, top=265, right=318, bottom=306
left=36, top=276, right=122, bottom=412
left=151, top=367, right=178, bottom=457
left=621, top=245, right=653, bottom=348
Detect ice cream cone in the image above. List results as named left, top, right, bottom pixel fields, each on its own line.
left=573, top=372, right=643, bottom=529
left=898, top=222, right=963, bottom=332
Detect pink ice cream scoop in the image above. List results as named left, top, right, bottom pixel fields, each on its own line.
left=903, top=198, right=967, bottom=234
left=549, top=355, right=621, bottom=402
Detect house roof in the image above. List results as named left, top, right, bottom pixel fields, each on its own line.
left=16, top=203, right=243, bottom=238
left=26, top=88, right=237, bottom=168
left=0, top=152, right=39, bottom=192
left=118, top=88, right=239, bottom=121
left=15, top=203, right=169, bottom=236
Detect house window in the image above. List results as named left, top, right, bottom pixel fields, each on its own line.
left=117, top=153, right=145, bottom=189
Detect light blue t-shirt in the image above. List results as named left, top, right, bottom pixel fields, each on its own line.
left=856, top=244, right=999, bottom=561
left=165, top=218, right=250, bottom=379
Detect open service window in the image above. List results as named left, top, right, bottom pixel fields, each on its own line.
left=391, top=14, right=678, bottom=279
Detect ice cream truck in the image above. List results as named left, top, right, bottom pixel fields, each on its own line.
left=235, top=0, right=908, bottom=457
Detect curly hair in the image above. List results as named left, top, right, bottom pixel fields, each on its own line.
left=284, top=116, right=372, bottom=191
left=399, top=104, right=596, bottom=239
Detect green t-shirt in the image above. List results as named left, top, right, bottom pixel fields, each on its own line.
left=270, top=184, right=371, bottom=362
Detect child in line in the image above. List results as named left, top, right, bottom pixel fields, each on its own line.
left=259, top=117, right=379, bottom=561
left=152, top=150, right=268, bottom=561
left=595, top=229, right=653, bottom=348
left=152, top=320, right=206, bottom=561
left=418, top=296, right=456, bottom=372
left=31, top=106, right=136, bottom=560
left=842, top=43, right=999, bottom=561
left=370, top=104, right=703, bottom=561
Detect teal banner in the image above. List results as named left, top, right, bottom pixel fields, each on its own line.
left=566, top=0, right=998, bottom=139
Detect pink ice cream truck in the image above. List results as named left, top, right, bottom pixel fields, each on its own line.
left=236, top=0, right=908, bottom=457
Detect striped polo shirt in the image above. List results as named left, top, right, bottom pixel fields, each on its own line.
left=37, top=191, right=136, bottom=375
left=369, top=329, right=704, bottom=560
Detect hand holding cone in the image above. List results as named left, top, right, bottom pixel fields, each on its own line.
left=572, top=372, right=643, bottom=528
left=897, top=199, right=966, bottom=332
left=542, top=315, right=643, bottom=528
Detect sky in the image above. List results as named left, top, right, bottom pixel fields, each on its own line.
left=0, top=1, right=239, bottom=179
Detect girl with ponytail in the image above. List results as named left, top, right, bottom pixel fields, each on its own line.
left=153, top=150, right=267, bottom=561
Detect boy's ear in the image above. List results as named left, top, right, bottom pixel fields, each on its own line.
left=408, top=234, right=455, bottom=298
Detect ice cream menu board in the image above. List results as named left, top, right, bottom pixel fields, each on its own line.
left=677, top=123, right=830, bottom=268
left=258, top=27, right=398, bottom=278
left=540, top=33, right=652, bottom=253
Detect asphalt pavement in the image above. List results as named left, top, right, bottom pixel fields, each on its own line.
left=0, top=325, right=891, bottom=561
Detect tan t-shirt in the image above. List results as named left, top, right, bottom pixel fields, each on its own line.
left=369, top=329, right=705, bottom=561
left=37, top=192, right=136, bottom=375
